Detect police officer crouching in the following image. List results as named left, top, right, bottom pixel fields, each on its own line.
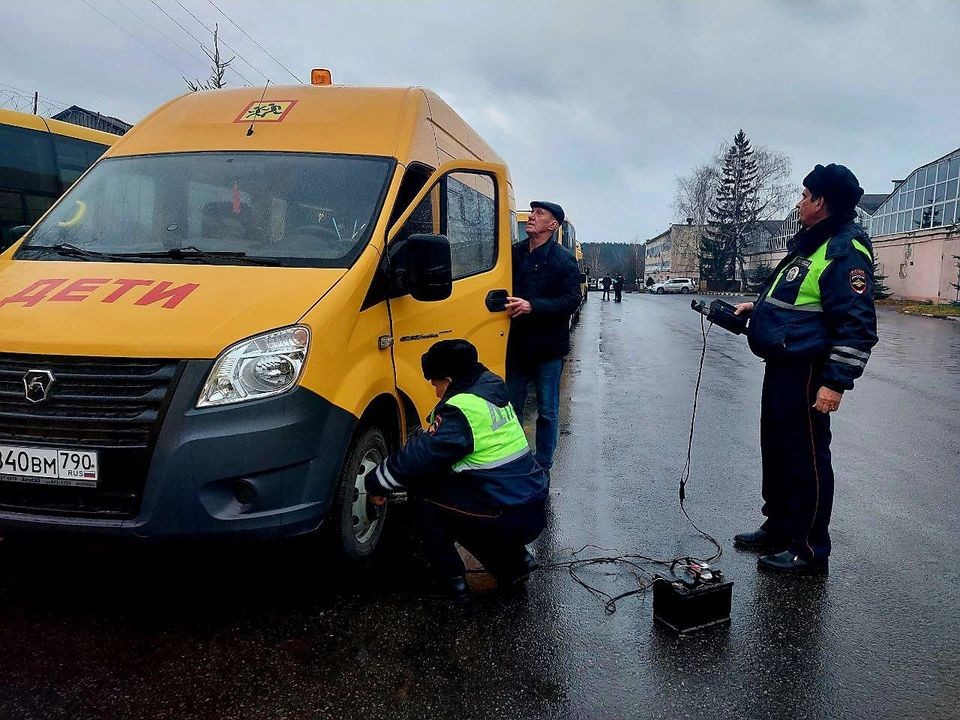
left=734, top=163, right=878, bottom=574
left=365, top=339, right=548, bottom=599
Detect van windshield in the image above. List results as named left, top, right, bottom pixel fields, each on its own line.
left=17, top=152, right=393, bottom=268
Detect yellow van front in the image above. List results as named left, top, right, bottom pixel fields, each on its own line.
left=0, top=89, right=405, bottom=538
left=0, top=85, right=514, bottom=544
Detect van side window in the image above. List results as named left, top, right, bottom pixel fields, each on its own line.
left=394, top=185, right=438, bottom=246
left=388, top=163, right=433, bottom=229
left=445, top=172, right=496, bottom=280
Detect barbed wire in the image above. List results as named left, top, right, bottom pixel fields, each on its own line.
left=0, top=83, right=67, bottom=116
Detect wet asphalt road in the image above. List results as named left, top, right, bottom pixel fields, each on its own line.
left=1, top=293, right=958, bottom=720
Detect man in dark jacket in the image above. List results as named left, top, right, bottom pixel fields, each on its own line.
left=733, top=164, right=878, bottom=574
left=601, top=275, right=612, bottom=301
left=505, top=201, right=582, bottom=475
left=365, top=339, right=548, bottom=599
left=613, top=274, right=624, bottom=303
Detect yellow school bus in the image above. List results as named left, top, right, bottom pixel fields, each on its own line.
left=516, top=210, right=588, bottom=304
left=0, top=108, right=119, bottom=248
left=0, top=78, right=515, bottom=558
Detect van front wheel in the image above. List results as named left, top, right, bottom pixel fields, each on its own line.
left=331, top=425, right=388, bottom=561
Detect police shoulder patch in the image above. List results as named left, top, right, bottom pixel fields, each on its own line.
left=849, top=268, right=868, bottom=294
left=427, top=415, right=443, bottom=435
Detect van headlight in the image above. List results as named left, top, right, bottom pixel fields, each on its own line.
left=197, top=325, right=310, bottom=408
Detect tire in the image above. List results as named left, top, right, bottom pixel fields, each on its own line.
left=656, top=287, right=664, bottom=294
left=330, top=425, right=389, bottom=561
left=680, top=287, right=689, bottom=294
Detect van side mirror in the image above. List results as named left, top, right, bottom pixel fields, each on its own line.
left=389, top=233, right=452, bottom=302
left=0, top=225, right=31, bottom=252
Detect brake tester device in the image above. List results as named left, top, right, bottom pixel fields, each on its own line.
left=689, top=298, right=748, bottom=335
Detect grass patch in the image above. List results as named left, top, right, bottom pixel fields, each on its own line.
left=902, top=304, right=960, bottom=317
left=876, top=297, right=919, bottom=306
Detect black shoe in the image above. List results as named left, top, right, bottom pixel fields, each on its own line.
left=496, top=551, right=540, bottom=590
left=757, top=550, right=828, bottom=575
left=734, top=527, right=784, bottom=550
left=426, top=575, right=470, bottom=600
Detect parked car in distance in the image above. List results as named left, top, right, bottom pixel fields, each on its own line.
left=650, top=278, right=697, bottom=294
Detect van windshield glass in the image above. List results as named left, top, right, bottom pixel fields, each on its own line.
left=18, top=152, right=393, bottom=267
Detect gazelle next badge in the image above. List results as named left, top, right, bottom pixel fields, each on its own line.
left=23, top=369, right=56, bottom=404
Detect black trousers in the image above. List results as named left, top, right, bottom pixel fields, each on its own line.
left=614, top=288, right=622, bottom=302
left=416, top=499, right=547, bottom=579
left=760, top=360, right=834, bottom=560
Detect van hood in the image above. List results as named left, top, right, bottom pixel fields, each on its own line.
left=0, top=261, right=345, bottom=359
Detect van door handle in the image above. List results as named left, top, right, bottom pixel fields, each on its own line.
left=485, top=289, right=508, bottom=312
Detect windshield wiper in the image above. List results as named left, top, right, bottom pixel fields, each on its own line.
left=118, top=246, right=280, bottom=266
left=19, top=243, right=127, bottom=262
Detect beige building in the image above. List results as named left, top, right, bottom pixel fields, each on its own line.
left=743, top=147, right=960, bottom=303
left=743, top=200, right=883, bottom=276
left=867, top=148, right=959, bottom=303
left=644, top=222, right=703, bottom=284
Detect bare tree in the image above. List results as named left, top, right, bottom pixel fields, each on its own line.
left=753, top=146, right=794, bottom=222
left=184, top=24, right=235, bottom=91
left=583, top=243, right=603, bottom=275
left=673, top=158, right=720, bottom=227
left=606, top=243, right=630, bottom=276
left=674, top=145, right=792, bottom=228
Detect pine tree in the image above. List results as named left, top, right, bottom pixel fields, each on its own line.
left=873, top=258, right=891, bottom=300
left=700, top=130, right=760, bottom=289
left=747, top=262, right=774, bottom=293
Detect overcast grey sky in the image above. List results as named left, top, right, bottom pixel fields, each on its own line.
left=2, top=0, right=958, bottom=242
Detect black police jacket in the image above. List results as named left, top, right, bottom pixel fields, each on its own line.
left=507, top=239, right=582, bottom=367
left=364, top=368, right=549, bottom=514
left=747, top=214, right=879, bottom=392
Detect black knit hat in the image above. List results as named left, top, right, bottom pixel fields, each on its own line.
left=421, top=339, right=480, bottom=381
left=803, top=164, right=864, bottom=213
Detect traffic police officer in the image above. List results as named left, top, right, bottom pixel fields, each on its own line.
left=365, top=339, right=548, bottom=598
left=734, top=163, right=878, bottom=573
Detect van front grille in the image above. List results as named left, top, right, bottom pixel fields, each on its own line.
left=0, top=353, right=182, bottom=518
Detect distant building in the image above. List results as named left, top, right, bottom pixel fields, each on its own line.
left=868, top=147, right=960, bottom=303
left=52, top=105, right=131, bottom=136
left=744, top=196, right=886, bottom=277
left=644, top=222, right=703, bottom=284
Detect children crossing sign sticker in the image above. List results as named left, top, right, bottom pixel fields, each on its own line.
left=233, top=100, right=298, bottom=123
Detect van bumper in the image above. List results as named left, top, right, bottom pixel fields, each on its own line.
left=0, top=361, right=357, bottom=539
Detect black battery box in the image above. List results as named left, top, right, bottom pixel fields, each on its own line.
left=653, top=578, right=733, bottom=634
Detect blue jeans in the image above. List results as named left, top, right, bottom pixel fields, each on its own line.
left=506, top=358, right=564, bottom=471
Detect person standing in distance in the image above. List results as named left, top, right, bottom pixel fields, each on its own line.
left=505, top=201, right=582, bottom=478
left=733, top=164, right=878, bottom=574
left=613, top=274, right=624, bottom=303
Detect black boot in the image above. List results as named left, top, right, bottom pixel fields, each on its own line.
left=495, top=550, right=539, bottom=591
left=734, top=527, right=785, bottom=551
left=426, top=575, right=470, bottom=600
left=757, top=550, right=828, bottom=575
